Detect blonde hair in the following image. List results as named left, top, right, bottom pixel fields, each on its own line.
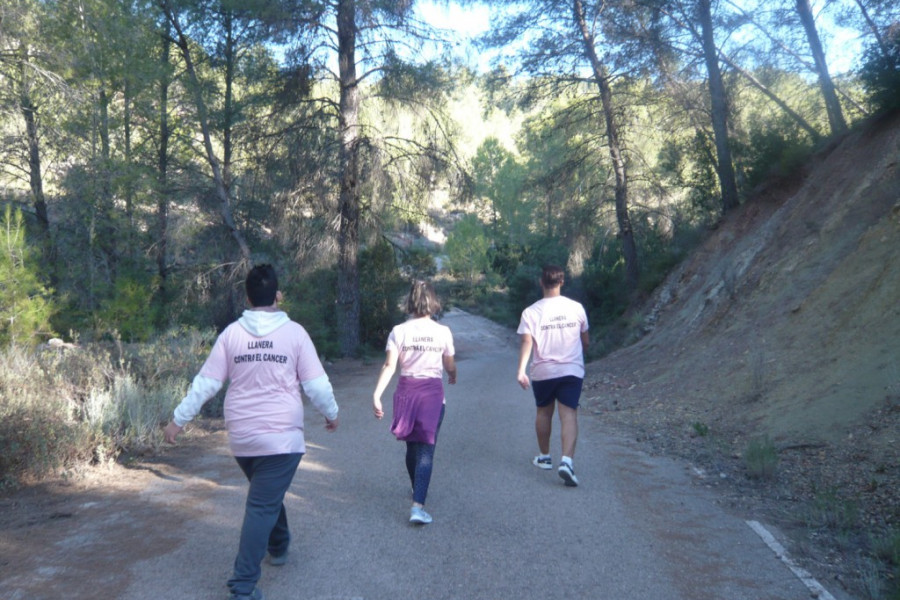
left=406, top=280, right=441, bottom=317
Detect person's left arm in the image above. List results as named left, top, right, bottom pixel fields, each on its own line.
left=302, top=374, right=340, bottom=431
left=295, top=326, right=339, bottom=431
left=442, top=354, right=457, bottom=385
left=580, top=305, right=590, bottom=353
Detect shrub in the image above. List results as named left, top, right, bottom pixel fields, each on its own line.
left=739, top=125, right=811, bottom=190
left=860, top=26, right=900, bottom=113
left=280, top=269, right=338, bottom=358
left=802, top=486, right=860, bottom=533
left=0, top=328, right=212, bottom=487
left=401, top=246, right=437, bottom=278
left=0, top=205, right=55, bottom=346
left=444, top=214, right=491, bottom=284
left=95, top=273, right=161, bottom=342
left=744, top=435, right=779, bottom=479
left=359, top=239, right=406, bottom=348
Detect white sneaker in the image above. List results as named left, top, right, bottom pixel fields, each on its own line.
left=410, top=506, right=433, bottom=524
left=558, top=462, right=579, bottom=487
left=532, top=455, right=553, bottom=470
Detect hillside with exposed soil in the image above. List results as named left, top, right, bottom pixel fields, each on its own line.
left=584, top=109, right=900, bottom=597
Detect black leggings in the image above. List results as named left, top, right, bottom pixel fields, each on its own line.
left=406, top=404, right=445, bottom=505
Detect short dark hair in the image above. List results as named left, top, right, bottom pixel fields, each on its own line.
left=246, top=264, right=278, bottom=307
left=406, top=280, right=441, bottom=317
left=540, top=264, right=565, bottom=288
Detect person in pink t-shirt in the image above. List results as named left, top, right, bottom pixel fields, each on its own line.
left=163, top=264, right=339, bottom=600
left=516, top=265, right=589, bottom=487
left=373, top=280, right=457, bottom=525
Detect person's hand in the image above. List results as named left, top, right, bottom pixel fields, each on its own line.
left=447, top=372, right=457, bottom=385
left=163, top=422, right=183, bottom=444
left=373, top=398, right=384, bottom=420
left=325, top=417, right=339, bottom=432
left=517, top=373, right=530, bottom=390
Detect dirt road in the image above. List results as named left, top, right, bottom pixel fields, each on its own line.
left=0, top=309, right=847, bottom=600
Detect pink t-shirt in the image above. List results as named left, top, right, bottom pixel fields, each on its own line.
left=200, top=319, right=325, bottom=456
left=386, top=317, right=455, bottom=379
left=517, top=295, right=589, bottom=381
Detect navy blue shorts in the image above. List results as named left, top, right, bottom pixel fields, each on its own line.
left=531, top=375, right=583, bottom=409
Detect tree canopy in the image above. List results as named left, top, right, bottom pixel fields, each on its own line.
left=0, top=0, right=891, bottom=352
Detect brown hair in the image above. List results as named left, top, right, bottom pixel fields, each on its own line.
left=540, top=265, right=565, bottom=289
left=406, top=280, right=441, bottom=317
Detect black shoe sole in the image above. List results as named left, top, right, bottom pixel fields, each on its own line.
left=559, top=469, right=578, bottom=487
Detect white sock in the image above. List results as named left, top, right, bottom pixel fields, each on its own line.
left=561, top=455, right=573, bottom=467
left=538, top=453, right=551, bottom=459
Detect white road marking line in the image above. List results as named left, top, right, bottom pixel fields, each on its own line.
left=746, top=519, right=837, bottom=600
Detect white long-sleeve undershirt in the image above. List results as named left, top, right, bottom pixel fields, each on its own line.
left=172, top=374, right=223, bottom=427
left=172, top=373, right=338, bottom=427
left=301, top=374, right=339, bottom=421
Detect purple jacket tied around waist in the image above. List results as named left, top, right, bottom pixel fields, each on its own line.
left=390, top=376, right=444, bottom=444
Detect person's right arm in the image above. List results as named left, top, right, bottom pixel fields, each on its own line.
left=164, top=374, right=224, bottom=444
left=516, top=334, right=533, bottom=390
left=372, top=348, right=398, bottom=419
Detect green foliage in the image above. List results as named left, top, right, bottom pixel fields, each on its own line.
left=692, top=422, right=710, bottom=437
left=872, top=528, right=900, bottom=600
left=802, top=486, right=860, bottom=532
left=744, top=435, right=779, bottom=479
left=582, top=239, right=631, bottom=340
left=443, top=234, right=569, bottom=328
left=471, top=138, right=532, bottom=242
left=282, top=243, right=406, bottom=356
left=95, top=272, right=161, bottom=342
left=281, top=269, right=339, bottom=359
left=735, top=122, right=812, bottom=191
left=632, top=210, right=696, bottom=296
left=400, top=246, right=437, bottom=279
left=359, top=239, right=406, bottom=348
left=873, top=528, right=900, bottom=569
left=657, top=134, right=721, bottom=219
left=377, top=52, right=451, bottom=102
left=445, top=214, right=491, bottom=283
left=0, top=206, right=55, bottom=346
left=488, top=241, right=526, bottom=278
left=497, top=236, right=568, bottom=311
left=859, top=28, right=900, bottom=113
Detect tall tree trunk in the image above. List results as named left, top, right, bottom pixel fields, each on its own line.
left=161, top=0, right=251, bottom=325
left=223, top=8, right=235, bottom=195
left=156, top=27, right=171, bottom=293
left=720, top=0, right=868, bottom=117
left=98, top=85, right=118, bottom=280
left=852, top=0, right=890, bottom=61
left=796, top=0, right=847, bottom=135
left=573, top=0, right=639, bottom=293
left=697, top=0, right=739, bottom=213
left=17, top=53, right=55, bottom=285
left=124, top=81, right=135, bottom=261
left=336, top=0, right=361, bottom=356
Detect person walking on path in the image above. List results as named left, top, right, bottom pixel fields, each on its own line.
left=372, top=280, right=457, bottom=525
left=516, top=265, right=589, bottom=487
left=163, top=264, right=339, bottom=600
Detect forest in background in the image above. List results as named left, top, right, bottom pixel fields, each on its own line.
left=0, top=1, right=898, bottom=482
